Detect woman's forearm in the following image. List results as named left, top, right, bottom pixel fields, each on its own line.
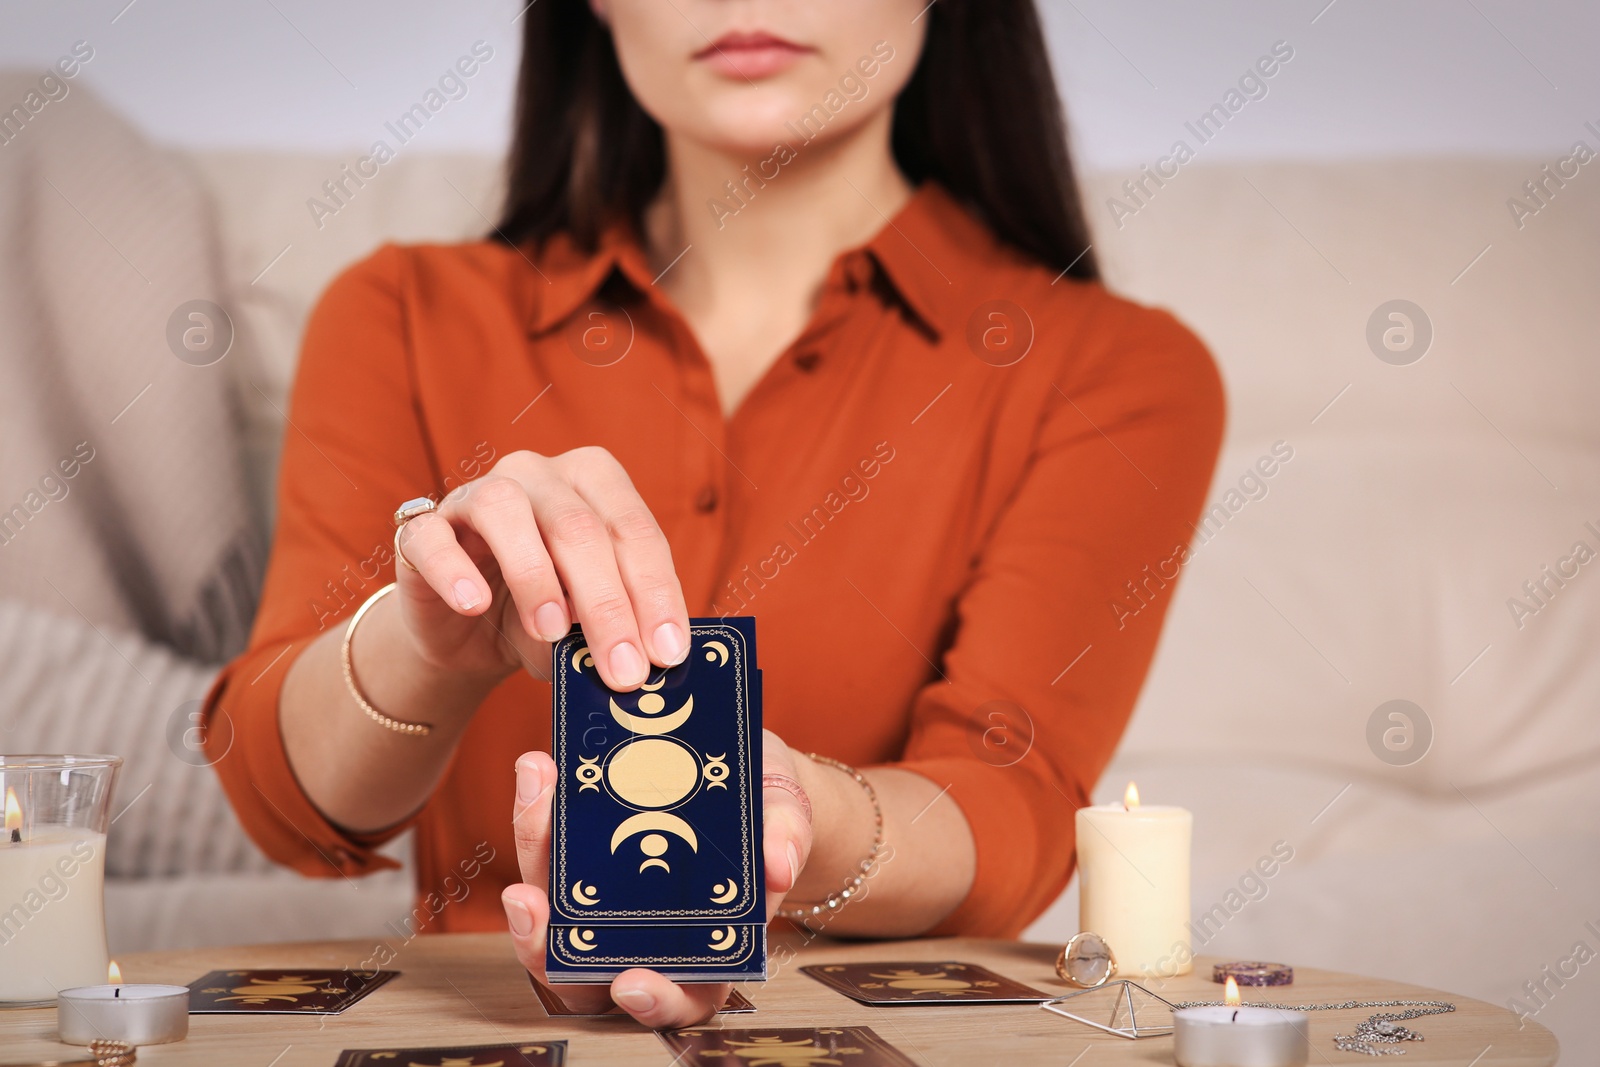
left=789, top=758, right=977, bottom=938
left=280, top=592, right=505, bottom=834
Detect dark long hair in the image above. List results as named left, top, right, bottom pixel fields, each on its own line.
left=495, top=0, right=1099, bottom=282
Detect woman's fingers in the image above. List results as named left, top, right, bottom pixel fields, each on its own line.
left=448, top=477, right=570, bottom=642
left=763, top=785, right=812, bottom=912
left=501, top=882, right=614, bottom=1015
left=400, top=448, right=687, bottom=691
left=610, top=969, right=729, bottom=1028
left=761, top=732, right=815, bottom=917
left=504, top=753, right=614, bottom=1015
left=396, top=509, right=493, bottom=615
left=511, top=751, right=556, bottom=886
left=565, top=450, right=691, bottom=669
left=521, top=471, right=651, bottom=691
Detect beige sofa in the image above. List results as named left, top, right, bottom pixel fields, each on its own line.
left=100, top=146, right=1600, bottom=1062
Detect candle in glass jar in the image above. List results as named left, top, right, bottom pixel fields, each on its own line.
left=0, top=787, right=110, bottom=1005
left=1075, top=782, right=1192, bottom=976
left=58, top=962, right=190, bottom=1046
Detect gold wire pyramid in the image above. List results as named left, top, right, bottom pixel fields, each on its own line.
left=1039, top=979, right=1179, bottom=1038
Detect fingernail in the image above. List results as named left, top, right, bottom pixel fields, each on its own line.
left=786, top=841, right=800, bottom=890
left=653, top=622, right=687, bottom=665
left=613, top=987, right=655, bottom=1012
left=534, top=601, right=568, bottom=641
left=454, top=579, right=481, bottom=611
left=609, top=642, right=646, bottom=687
left=503, top=895, right=534, bottom=937
left=516, top=758, right=543, bottom=804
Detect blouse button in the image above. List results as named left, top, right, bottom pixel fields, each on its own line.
left=694, top=486, right=720, bottom=513
left=793, top=352, right=820, bottom=373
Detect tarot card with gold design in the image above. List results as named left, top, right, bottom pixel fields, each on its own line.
left=547, top=617, right=765, bottom=982
left=185, top=969, right=398, bottom=1013
left=800, top=961, right=1051, bottom=1005
left=658, top=1027, right=918, bottom=1067
left=333, top=1040, right=564, bottom=1066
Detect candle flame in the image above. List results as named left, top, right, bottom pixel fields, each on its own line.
left=1123, top=781, right=1140, bottom=811
left=3, top=789, right=19, bottom=833
left=1224, top=975, right=1241, bottom=1007
left=108, top=961, right=123, bottom=984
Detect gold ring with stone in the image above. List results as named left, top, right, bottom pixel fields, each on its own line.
left=392, top=496, right=437, bottom=573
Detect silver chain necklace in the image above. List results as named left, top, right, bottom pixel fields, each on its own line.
left=1171, top=997, right=1457, bottom=1056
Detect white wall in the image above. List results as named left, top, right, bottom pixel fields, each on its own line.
left=2, top=0, right=1596, bottom=167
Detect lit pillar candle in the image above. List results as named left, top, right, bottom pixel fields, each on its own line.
left=58, top=961, right=190, bottom=1045
left=0, top=787, right=110, bottom=1005
left=1174, top=977, right=1309, bottom=1067
left=1075, top=782, right=1192, bottom=977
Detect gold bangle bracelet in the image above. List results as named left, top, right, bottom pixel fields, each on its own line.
left=775, top=753, right=885, bottom=925
left=341, top=583, right=434, bottom=737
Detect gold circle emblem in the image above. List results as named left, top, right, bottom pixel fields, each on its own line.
left=606, top=738, right=699, bottom=809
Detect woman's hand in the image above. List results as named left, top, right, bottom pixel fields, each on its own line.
left=393, top=447, right=690, bottom=689
left=502, top=732, right=813, bottom=1026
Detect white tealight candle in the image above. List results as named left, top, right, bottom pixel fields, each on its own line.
left=1075, top=782, right=1192, bottom=976
left=58, top=965, right=190, bottom=1046
left=1174, top=979, right=1309, bottom=1067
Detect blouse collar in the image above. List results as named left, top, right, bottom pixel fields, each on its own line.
left=519, top=182, right=992, bottom=343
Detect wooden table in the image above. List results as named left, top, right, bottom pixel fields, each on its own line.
left=0, top=933, right=1559, bottom=1066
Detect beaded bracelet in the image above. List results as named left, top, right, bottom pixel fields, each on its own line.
left=775, top=753, right=885, bottom=924
left=341, top=583, right=434, bottom=737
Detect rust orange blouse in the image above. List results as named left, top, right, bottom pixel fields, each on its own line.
left=204, top=183, right=1224, bottom=938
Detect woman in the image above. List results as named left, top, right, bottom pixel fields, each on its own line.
left=205, top=0, right=1223, bottom=1028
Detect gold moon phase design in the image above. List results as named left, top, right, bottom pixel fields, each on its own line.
left=704, top=640, right=730, bottom=666
left=571, top=881, right=599, bottom=905
left=640, top=674, right=667, bottom=692
left=610, top=811, right=698, bottom=854
left=606, top=738, right=699, bottom=809
left=570, top=646, right=594, bottom=673
left=576, top=756, right=602, bottom=792
left=608, top=694, right=693, bottom=735
left=710, top=880, right=738, bottom=904
left=639, top=832, right=671, bottom=874
left=708, top=926, right=738, bottom=951
left=702, top=753, right=729, bottom=789
left=569, top=928, right=597, bottom=951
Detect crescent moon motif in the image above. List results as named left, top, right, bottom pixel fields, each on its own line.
left=569, top=928, right=597, bottom=951
left=608, top=694, right=693, bottom=735
left=708, top=926, right=738, bottom=952
left=710, top=880, right=739, bottom=904
left=610, top=811, right=698, bottom=854
left=640, top=858, right=670, bottom=873
left=640, top=673, right=667, bottom=692
left=570, top=646, right=594, bottom=673
left=703, top=640, right=730, bottom=666
left=571, top=881, right=599, bottom=906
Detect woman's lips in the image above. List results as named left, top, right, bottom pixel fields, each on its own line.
left=695, top=31, right=813, bottom=80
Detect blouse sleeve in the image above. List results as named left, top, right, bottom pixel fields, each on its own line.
left=895, top=299, right=1225, bottom=937
left=201, top=245, right=437, bottom=878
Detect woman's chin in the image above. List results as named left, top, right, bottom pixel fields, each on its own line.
left=677, top=93, right=838, bottom=154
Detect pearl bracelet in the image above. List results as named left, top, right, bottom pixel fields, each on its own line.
left=775, top=753, right=885, bottom=925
